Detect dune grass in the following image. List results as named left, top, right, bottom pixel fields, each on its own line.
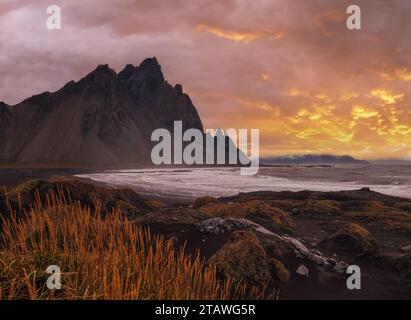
left=0, top=189, right=270, bottom=300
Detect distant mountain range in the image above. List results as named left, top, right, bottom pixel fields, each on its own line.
left=261, top=154, right=369, bottom=165
left=0, top=58, right=203, bottom=165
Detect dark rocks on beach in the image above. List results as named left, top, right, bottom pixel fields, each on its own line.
left=1, top=178, right=411, bottom=299
left=296, top=265, right=309, bottom=276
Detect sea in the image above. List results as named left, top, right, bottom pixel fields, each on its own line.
left=75, top=164, right=411, bottom=200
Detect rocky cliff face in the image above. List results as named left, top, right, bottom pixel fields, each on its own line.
left=0, top=58, right=203, bottom=165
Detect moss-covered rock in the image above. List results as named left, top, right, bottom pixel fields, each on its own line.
left=346, top=201, right=411, bottom=233
left=193, top=196, right=216, bottom=209
left=0, top=179, right=153, bottom=218
left=267, top=199, right=343, bottom=216
left=209, top=231, right=290, bottom=288
left=200, top=200, right=294, bottom=233
left=321, top=223, right=379, bottom=257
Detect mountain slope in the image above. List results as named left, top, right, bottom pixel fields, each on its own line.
left=0, top=58, right=203, bottom=165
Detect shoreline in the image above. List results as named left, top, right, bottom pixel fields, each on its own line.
left=0, top=164, right=410, bottom=200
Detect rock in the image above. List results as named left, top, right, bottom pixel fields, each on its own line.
left=291, top=208, right=300, bottom=215
left=296, top=265, right=309, bottom=276
left=135, top=208, right=209, bottom=236
left=202, top=219, right=350, bottom=277
left=334, top=261, right=348, bottom=274
left=312, top=249, right=323, bottom=256
left=283, top=236, right=310, bottom=256
left=312, top=254, right=329, bottom=267
left=199, top=200, right=294, bottom=233
left=282, top=236, right=329, bottom=267
left=296, top=252, right=305, bottom=259
left=200, top=217, right=277, bottom=236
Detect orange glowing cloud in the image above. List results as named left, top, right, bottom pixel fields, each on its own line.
left=196, top=24, right=263, bottom=43
left=395, top=68, right=411, bottom=81
left=381, top=68, right=411, bottom=82
left=1, top=1, right=410, bottom=160
left=352, top=106, right=379, bottom=120
left=370, top=89, right=404, bottom=105
left=260, top=73, right=272, bottom=81
left=195, top=24, right=285, bottom=43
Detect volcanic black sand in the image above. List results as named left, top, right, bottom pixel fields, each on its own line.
left=1, top=168, right=411, bottom=300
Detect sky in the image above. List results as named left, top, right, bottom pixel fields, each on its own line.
left=0, top=0, right=410, bottom=159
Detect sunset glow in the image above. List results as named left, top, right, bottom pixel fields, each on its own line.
left=0, top=0, right=410, bottom=159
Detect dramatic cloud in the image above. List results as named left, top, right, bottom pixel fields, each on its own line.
left=0, top=0, right=410, bottom=159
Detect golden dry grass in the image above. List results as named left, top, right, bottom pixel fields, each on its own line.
left=0, top=189, right=270, bottom=300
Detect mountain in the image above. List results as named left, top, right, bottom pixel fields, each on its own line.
left=261, top=154, right=369, bottom=165
left=0, top=58, right=203, bottom=165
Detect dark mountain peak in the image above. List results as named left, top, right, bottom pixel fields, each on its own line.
left=174, top=84, right=183, bottom=94
left=261, top=154, right=370, bottom=165
left=78, top=64, right=117, bottom=91
left=137, top=57, right=164, bottom=84
left=118, top=64, right=136, bottom=79
left=95, top=64, right=116, bottom=74
left=0, top=57, right=204, bottom=165
left=0, top=101, right=8, bottom=108
left=81, top=64, right=116, bottom=82
left=139, top=57, right=160, bottom=69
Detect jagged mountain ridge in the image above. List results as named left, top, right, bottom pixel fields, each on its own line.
left=0, top=58, right=203, bottom=165
left=261, top=154, right=369, bottom=165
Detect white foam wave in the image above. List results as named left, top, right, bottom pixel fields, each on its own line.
left=76, top=167, right=411, bottom=199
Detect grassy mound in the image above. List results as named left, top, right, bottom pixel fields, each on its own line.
left=0, top=179, right=155, bottom=218
left=210, top=231, right=290, bottom=289
left=346, top=201, right=411, bottom=233
left=199, top=200, right=294, bottom=233
left=321, top=223, right=379, bottom=257
left=266, top=199, right=343, bottom=216
left=193, top=196, right=216, bottom=209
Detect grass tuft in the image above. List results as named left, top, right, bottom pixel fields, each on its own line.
left=0, top=189, right=270, bottom=300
